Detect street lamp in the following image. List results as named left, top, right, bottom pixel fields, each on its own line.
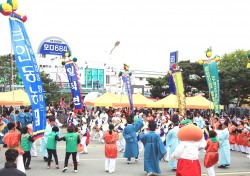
left=109, top=41, right=120, bottom=92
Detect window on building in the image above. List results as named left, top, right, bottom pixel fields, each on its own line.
left=106, top=75, right=110, bottom=84
left=139, top=77, right=143, bottom=81
left=99, top=69, right=104, bottom=88
left=86, top=68, right=92, bottom=88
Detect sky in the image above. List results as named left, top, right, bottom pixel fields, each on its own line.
left=0, top=0, right=249, bottom=72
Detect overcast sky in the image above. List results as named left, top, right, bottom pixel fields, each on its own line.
left=0, top=0, right=249, bottom=72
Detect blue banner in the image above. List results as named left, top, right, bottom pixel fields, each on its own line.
left=169, top=51, right=178, bottom=94
left=170, top=51, right=178, bottom=70
left=65, top=62, right=83, bottom=112
left=9, top=15, right=46, bottom=139
left=122, top=76, right=134, bottom=116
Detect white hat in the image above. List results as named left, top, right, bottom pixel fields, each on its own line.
left=139, top=113, right=143, bottom=117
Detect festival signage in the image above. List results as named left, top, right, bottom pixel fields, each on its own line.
left=9, top=14, right=46, bottom=139
left=62, top=54, right=83, bottom=113
left=119, top=64, right=134, bottom=116
left=171, top=65, right=185, bottom=116
left=199, top=47, right=220, bottom=114
left=38, top=36, right=71, bottom=56
left=169, top=51, right=178, bottom=94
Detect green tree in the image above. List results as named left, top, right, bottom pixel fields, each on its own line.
left=40, top=71, right=72, bottom=107
left=219, top=49, right=250, bottom=106
left=147, top=76, right=168, bottom=98
left=0, top=54, right=19, bottom=91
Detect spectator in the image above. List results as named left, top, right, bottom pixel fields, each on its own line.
left=0, top=149, right=26, bottom=176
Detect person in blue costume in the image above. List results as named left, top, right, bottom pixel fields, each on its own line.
left=217, top=120, right=230, bottom=168
left=9, top=107, right=16, bottom=123
left=17, top=106, right=26, bottom=128
left=25, top=107, right=33, bottom=125
left=140, top=121, right=166, bottom=176
left=122, top=116, right=143, bottom=164
left=165, top=123, right=180, bottom=171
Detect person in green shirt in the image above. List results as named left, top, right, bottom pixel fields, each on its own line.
left=21, top=126, right=34, bottom=170
left=60, top=126, right=80, bottom=173
left=46, top=126, right=60, bottom=169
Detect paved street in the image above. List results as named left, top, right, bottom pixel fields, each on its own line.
left=1, top=128, right=250, bottom=176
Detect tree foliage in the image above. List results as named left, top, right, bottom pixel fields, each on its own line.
left=219, top=49, right=250, bottom=106
left=147, top=50, right=250, bottom=107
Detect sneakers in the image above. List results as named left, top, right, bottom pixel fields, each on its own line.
left=135, top=158, right=140, bottom=162
left=147, top=172, right=154, bottom=176
left=56, top=165, right=60, bottom=169
left=47, top=165, right=51, bottom=169
left=62, top=167, right=67, bottom=172
left=74, top=170, right=78, bottom=173
left=127, top=161, right=131, bottom=164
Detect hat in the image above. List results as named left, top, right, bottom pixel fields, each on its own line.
left=181, top=119, right=192, bottom=125
left=20, top=106, right=25, bottom=109
left=139, top=113, right=143, bottom=117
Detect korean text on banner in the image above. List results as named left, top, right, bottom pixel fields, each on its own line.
left=169, top=51, right=178, bottom=94
left=65, top=62, right=83, bottom=112
left=9, top=15, right=46, bottom=139
left=203, top=62, right=220, bottom=114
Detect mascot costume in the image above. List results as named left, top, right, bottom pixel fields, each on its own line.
left=171, top=124, right=206, bottom=176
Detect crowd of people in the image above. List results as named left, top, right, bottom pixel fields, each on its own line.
left=0, top=105, right=249, bottom=176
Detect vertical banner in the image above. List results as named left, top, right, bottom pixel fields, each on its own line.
left=122, top=76, right=134, bottom=116
left=65, top=62, right=83, bottom=112
left=9, top=16, right=46, bottom=139
left=169, top=51, right=178, bottom=94
left=172, top=71, right=185, bottom=116
left=203, top=62, right=220, bottom=114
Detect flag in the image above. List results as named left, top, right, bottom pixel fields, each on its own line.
left=9, top=14, right=46, bottom=139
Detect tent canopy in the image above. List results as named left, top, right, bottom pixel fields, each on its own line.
left=186, top=95, right=224, bottom=109
left=0, top=89, right=30, bottom=106
left=85, top=92, right=120, bottom=107
left=153, top=94, right=179, bottom=108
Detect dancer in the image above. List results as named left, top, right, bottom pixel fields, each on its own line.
left=104, top=124, right=118, bottom=174
left=46, top=126, right=60, bottom=169
left=217, top=120, right=230, bottom=168
left=60, top=126, right=81, bottom=173
left=21, top=127, right=35, bottom=170
left=204, top=130, right=220, bottom=176
left=123, top=117, right=143, bottom=164
left=140, top=121, right=166, bottom=176
left=3, top=122, right=25, bottom=173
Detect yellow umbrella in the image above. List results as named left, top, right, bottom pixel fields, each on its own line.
left=0, top=89, right=30, bottom=105
left=85, top=92, right=120, bottom=107
left=152, top=94, right=179, bottom=108
left=186, top=95, right=224, bottom=109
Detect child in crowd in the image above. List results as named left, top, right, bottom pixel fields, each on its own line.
left=204, top=130, right=220, bottom=176
left=60, top=126, right=80, bottom=173
left=46, top=126, right=60, bottom=169
left=104, top=124, right=118, bottom=174
left=21, top=126, right=35, bottom=170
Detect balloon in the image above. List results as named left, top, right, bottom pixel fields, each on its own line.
left=198, top=59, right=204, bottom=65
left=168, top=71, right=172, bottom=75
left=172, top=64, right=177, bottom=69
left=72, top=57, right=77, bottom=62
left=178, top=124, right=203, bottom=141
left=247, top=53, right=250, bottom=59
left=247, top=63, right=250, bottom=69
left=7, top=0, right=18, bottom=11
left=0, top=3, right=12, bottom=16
left=65, top=52, right=69, bottom=57
left=206, top=51, right=212, bottom=58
